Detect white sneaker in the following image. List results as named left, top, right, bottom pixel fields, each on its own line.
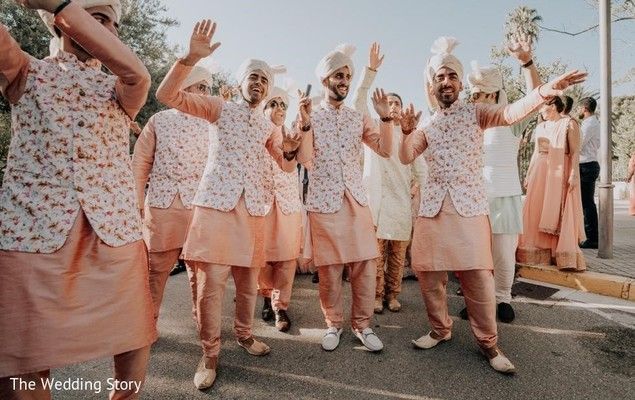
left=352, top=327, right=384, bottom=352
left=411, top=331, right=451, bottom=349
left=321, top=327, right=343, bottom=351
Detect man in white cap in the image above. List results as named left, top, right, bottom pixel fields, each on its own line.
left=0, top=1, right=156, bottom=398
left=462, top=38, right=541, bottom=323
left=156, top=19, right=301, bottom=389
left=353, top=42, right=428, bottom=314
left=296, top=43, right=393, bottom=352
left=132, top=65, right=215, bottom=325
left=399, top=36, right=586, bottom=374
left=258, top=86, right=303, bottom=332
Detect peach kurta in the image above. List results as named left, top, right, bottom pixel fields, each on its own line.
left=131, top=109, right=211, bottom=252
left=297, top=101, right=392, bottom=266
left=0, top=4, right=155, bottom=378
left=629, top=153, right=635, bottom=216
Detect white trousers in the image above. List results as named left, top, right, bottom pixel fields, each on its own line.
left=492, top=233, right=518, bottom=304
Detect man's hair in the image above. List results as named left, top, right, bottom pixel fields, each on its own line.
left=387, top=92, right=403, bottom=107
left=563, top=95, right=574, bottom=114
left=546, top=96, right=565, bottom=113
left=579, top=97, right=597, bottom=113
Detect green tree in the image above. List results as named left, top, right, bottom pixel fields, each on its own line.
left=613, top=95, right=635, bottom=180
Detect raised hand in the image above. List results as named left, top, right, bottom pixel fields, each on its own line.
left=371, top=88, right=390, bottom=119
left=15, top=0, right=64, bottom=12
left=282, top=125, right=303, bottom=152
left=296, top=89, right=312, bottom=127
left=399, top=104, right=422, bottom=135
left=507, top=33, right=533, bottom=64
left=369, top=42, right=385, bottom=71
left=541, top=70, right=588, bottom=97
left=220, top=85, right=236, bottom=101
left=183, top=19, right=221, bottom=65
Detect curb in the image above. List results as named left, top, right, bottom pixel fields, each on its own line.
left=517, top=264, right=634, bottom=301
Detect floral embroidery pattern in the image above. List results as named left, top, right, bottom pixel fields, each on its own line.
left=0, top=52, right=142, bottom=253
left=193, top=101, right=275, bottom=216
left=270, top=156, right=302, bottom=215
left=306, top=103, right=368, bottom=213
left=146, top=109, right=211, bottom=209
left=418, top=101, right=489, bottom=218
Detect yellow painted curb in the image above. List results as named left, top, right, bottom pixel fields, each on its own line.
left=517, top=264, right=634, bottom=301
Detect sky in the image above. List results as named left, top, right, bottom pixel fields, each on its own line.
left=163, top=0, right=634, bottom=115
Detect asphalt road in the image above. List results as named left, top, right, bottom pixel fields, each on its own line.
left=48, top=273, right=634, bottom=399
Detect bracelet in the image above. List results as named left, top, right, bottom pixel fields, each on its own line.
left=300, top=124, right=311, bottom=132
left=283, top=150, right=298, bottom=161
left=380, top=116, right=393, bottom=122
left=521, top=59, right=534, bottom=68
left=54, top=0, right=72, bottom=16
left=537, top=84, right=548, bottom=100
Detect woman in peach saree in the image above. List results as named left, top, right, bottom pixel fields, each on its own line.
left=517, top=96, right=586, bottom=271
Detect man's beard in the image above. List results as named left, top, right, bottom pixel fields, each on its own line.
left=328, top=83, right=348, bottom=101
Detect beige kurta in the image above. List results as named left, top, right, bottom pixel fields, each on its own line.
left=0, top=212, right=156, bottom=377
left=265, top=202, right=302, bottom=262
left=182, top=197, right=265, bottom=268
left=307, top=191, right=378, bottom=267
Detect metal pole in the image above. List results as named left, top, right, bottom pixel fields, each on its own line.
left=598, top=0, right=613, bottom=258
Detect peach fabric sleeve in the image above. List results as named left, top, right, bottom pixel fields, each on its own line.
left=476, top=87, right=544, bottom=130
left=296, top=127, right=315, bottom=169
left=156, top=60, right=223, bottom=123
left=0, top=23, right=31, bottom=104
left=54, top=2, right=150, bottom=119
left=131, top=117, right=157, bottom=209
left=399, top=129, right=428, bottom=165
left=266, top=127, right=297, bottom=173
left=362, top=114, right=392, bottom=158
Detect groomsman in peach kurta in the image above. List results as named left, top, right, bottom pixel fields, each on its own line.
left=0, top=1, right=156, bottom=398
left=399, top=36, right=586, bottom=374
left=258, top=86, right=303, bottom=332
left=132, top=66, right=215, bottom=323
left=296, top=44, right=393, bottom=353
left=155, top=20, right=301, bottom=390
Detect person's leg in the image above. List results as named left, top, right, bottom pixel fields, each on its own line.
left=492, top=234, right=518, bottom=322
left=271, top=260, right=297, bottom=312
left=580, top=162, right=600, bottom=244
left=185, top=261, right=198, bottom=323
left=384, top=240, right=408, bottom=311
left=414, top=271, right=452, bottom=340
left=0, top=371, right=51, bottom=400
left=148, top=249, right=182, bottom=321
left=349, top=260, right=377, bottom=331
left=258, top=262, right=274, bottom=321
left=194, top=262, right=231, bottom=360
left=232, top=266, right=270, bottom=355
left=458, top=270, right=497, bottom=349
left=375, top=239, right=387, bottom=313
left=459, top=269, right=515, bottom=373
left=110, top=345, right=151, bottom=400
left=318, top=264, right=345, bottom=329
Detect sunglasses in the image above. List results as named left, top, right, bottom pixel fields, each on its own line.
left=267, top=99, right=287, bottom=110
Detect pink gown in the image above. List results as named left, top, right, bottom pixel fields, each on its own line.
left=517, top=118, right=586, bottom=270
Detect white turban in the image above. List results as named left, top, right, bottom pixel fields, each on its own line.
left=425, top=37, right=464, bottom=84
left=180, top=65, right=214, bottom=90
left=424, top=36, right=464, bottom=111
left=267, top=87, right=290, bottom=106
left=315, top=43, right=356, bottom=81
left=235, top=59, right=286, bottom=94
left=467, top=61, right=508, bottom=105
left=39, top=0, right=122, bottom=37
